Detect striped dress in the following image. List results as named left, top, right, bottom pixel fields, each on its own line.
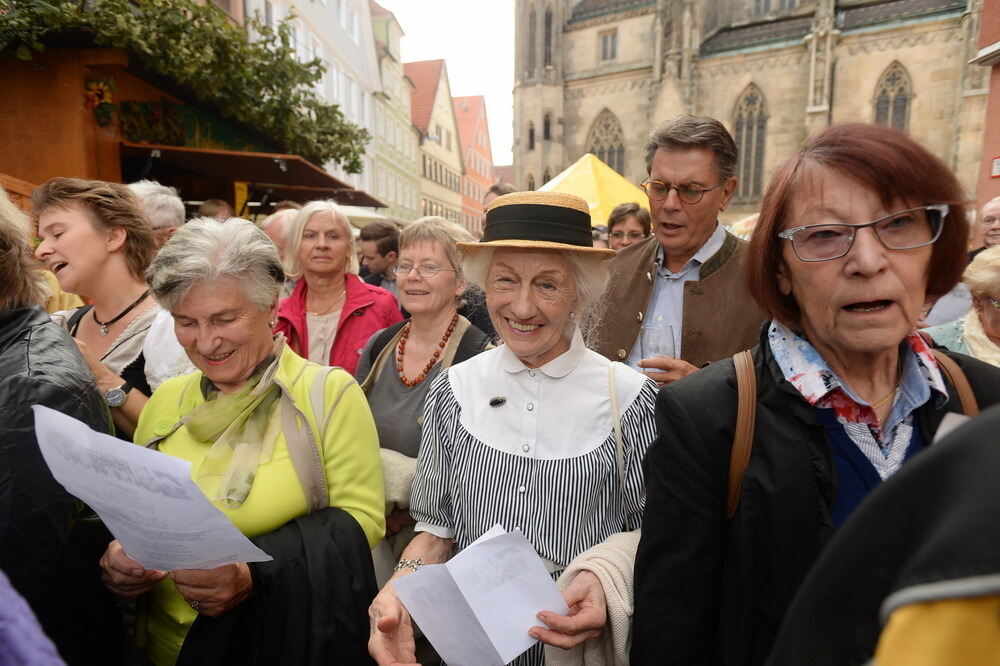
left=410, top=330, right=658, bottom=665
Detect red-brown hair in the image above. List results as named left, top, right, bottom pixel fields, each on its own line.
left=744, top=124, right=969, bottom=327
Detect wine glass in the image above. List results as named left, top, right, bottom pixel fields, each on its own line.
left=639, top=324, right=675, bottom=360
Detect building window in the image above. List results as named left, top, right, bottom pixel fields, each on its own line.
left=543, top=168, right=551, bottom=183
left=544, top=7, right=553, bottom=68
left=527, top=174, right=536, bottom=190
left=779, top=0, right=796, bottom=9
left=754, top=0, right=771, bottom=15
left=543, top=114, right=551, bottom=141
left=600, top=30, right=617, bottom=61
left=528, top=122, right=535, bottom=151
left=733, top=84, right=767, bottom=202
left=446, top=130, right=451, bottom=150
left=528, top=7, right=537, bottom=75
left=874, top=62, right=912, bottom=132
left=585, top=109, right=625, bottom=174
left=264, top=0, right=273, bottom=28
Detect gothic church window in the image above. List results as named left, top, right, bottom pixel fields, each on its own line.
left=543, top=114, right=551, bottom=141
left=733, top=85, right=767, bottom=202
left=528, top=7, right=537, bottom=75
left=543, top=168, right=551, bottom=183
left=600, top=30, right=617, bottom=61
left=527, top=174, right=536, bottom=190
left=528, top=122, right=536, bottom=150
left=874, top=62, right=912, bottom=132
left=586, top=109, right=625, bottom=174
left=544, top=7, right=554, bottom=68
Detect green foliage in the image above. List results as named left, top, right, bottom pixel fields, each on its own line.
left=0, top=0, right=369, bottom=172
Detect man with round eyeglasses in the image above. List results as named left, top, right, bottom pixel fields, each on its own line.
left=593, top=115, right=766, bottom=383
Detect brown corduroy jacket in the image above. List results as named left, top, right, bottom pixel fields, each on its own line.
left=593, top=231, right=766, bottom=368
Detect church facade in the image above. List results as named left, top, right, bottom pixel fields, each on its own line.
left=513, top=0, right=986, bottom=221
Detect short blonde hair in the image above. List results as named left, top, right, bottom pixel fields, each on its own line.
left=32, top=177, right=156, bottom=281
left=283, top=200, right=358, bottom=280
left=0, top=187, right=48, bottom=310
left=399, top=216, right=473, bottom=278
left=964, top=246, right=1000, bottom=297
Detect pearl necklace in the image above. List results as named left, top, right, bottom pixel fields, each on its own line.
left=396, top=313, right=459, bottom=387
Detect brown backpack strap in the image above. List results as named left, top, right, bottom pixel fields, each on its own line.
left=930, top=349, right=979, bottom=417
left=728, top=350, right=757, bottom=519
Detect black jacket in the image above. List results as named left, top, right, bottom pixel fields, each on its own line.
left=178, top=507, right=377, bottom=666
left=769, top=403, right=1000, bottom=666
left=0, top=306, right=120, bottom=664
left=632, top=325, right=1000, bottom=666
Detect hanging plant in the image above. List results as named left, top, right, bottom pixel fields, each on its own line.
left=84, top=77, right=117, bottom=127
left=2, top=0, right=370, bottom=173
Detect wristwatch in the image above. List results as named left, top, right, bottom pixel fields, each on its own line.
left=103, top=381, right=133, bottom=408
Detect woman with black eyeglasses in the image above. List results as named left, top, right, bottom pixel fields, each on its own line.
left=355, top=216, right=493, bottom=585
left=606, top=202, right=651, bottom=251
left=632, top=124, right=1000, bottom=665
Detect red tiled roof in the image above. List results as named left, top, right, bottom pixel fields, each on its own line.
left=403, top=59, right=444, bottom=134
left=453, top=95, right=486, bottom=155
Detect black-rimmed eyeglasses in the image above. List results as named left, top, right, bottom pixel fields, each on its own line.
left=777, top=204, right=948, bottom=262
left=392, top=264, right=456, bottom=278
left=640, top=179, right=720, bottom=205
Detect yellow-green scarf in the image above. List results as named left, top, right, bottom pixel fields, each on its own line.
left=185, top=337, right=285, bottom=508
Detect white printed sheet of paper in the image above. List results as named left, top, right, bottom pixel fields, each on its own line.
left=393, top=525, right=569, bottom=665
left=32, top=405, right=272, bottom=571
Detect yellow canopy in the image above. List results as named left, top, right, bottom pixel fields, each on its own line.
left=539, top=153, right=649, bottom=228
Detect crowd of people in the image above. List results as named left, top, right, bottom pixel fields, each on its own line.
left=2, top=115, right=1000, bottom=666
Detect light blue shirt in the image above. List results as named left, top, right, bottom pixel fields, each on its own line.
left=626, top=223, right=727, bottom=369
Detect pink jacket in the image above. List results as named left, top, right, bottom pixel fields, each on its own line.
left=275, top=274, right=403, bottom=375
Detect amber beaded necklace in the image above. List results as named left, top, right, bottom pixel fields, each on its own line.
left=396, top=313, right=459, bottom=387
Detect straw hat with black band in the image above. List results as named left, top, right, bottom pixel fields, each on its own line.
left=458, top=191, right=616, bottom=258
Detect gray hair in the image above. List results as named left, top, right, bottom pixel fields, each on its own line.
left=463, top=247, right=610, bottom=342
left=643, top=115, right=738, bottom=183
left=127, top=180, right=185, bottom=230
left=400, top=216, right=474, bottom=279
left=283, top=200, right=358, bottom=280
left=146, top=217, right=284, bottom=312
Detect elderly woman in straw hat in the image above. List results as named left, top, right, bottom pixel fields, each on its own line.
left=368, top=192, right=659, bottom=666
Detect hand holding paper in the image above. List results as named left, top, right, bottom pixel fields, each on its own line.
left=32, top=405, right=271, bottom=571
left=392, top=526, right=569, bottom=666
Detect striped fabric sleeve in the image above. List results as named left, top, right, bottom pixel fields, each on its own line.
left=621, top=377, right=660, bottom=531
left=410, top=370, right=458, bottom=539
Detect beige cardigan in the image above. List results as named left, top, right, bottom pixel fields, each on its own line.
left=544, top=530, right=640, bottom=666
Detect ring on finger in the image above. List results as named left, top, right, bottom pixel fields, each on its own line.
left=189, top=600, right=200, bottom=611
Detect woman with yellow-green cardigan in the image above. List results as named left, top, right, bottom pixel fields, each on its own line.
left=98, top=217, right=385, bottom=665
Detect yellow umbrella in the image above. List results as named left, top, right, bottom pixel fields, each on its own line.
left=539, top=153, right=649, bottom=228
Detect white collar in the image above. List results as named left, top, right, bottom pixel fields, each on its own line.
left=498, top=326, right=587, bottom=379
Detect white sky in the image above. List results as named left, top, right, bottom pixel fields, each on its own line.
left=375, top=0, right=515, bottom=166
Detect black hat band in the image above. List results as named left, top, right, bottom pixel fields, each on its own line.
left=483, top=203, right=593, bottom=247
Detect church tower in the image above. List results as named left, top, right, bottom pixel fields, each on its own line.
left=513, top=0, right=568, bottom=190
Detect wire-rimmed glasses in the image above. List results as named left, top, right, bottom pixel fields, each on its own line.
left=640, top=179, right=720, bottom=205
left=392, top=263, right=457, bottom=278
left=777, top=204, right=948, bottom=262
left=609, top=231, right=646, bottom=241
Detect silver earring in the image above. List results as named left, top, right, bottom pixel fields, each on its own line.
left=569, top=312, right=576, bottom=320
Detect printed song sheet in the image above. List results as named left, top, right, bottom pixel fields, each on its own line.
left=33, top=405, right=272, bottom=571
left=393, top=525, right=569, bottom=665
